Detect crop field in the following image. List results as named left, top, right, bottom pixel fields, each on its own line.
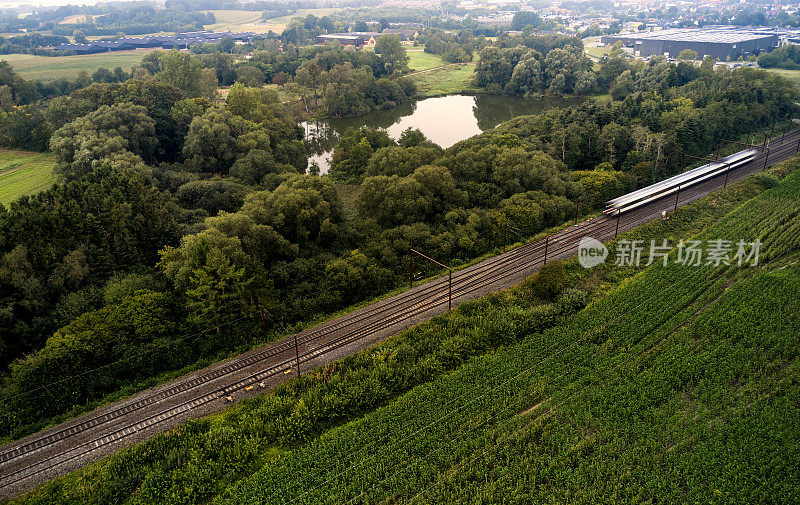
left=203, top=8, right=337, bottom=34
left=216, top=167, right=800, bottom=504
left=59, top=14, right=102, bottom=25
left=11, top=158, right=798, bottom=505
left=0, top=51, right=156, bottom=81
left=0, top=150, right=56, bottom=206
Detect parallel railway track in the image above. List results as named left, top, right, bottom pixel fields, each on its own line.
left=1, top=131, right=798, bottom=497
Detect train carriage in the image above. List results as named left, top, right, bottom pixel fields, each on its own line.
left=604, top=149, right=758, bottom=215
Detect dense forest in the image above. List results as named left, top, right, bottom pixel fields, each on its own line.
left=0, top=36, right=796, bottom=440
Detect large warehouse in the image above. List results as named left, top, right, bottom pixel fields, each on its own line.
left=602, top=29, right=779, bottom=60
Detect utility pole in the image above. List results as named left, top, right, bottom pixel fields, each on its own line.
left=410, top=249, right=453, bottom=311
left=795, top=138, right=800, bottom=156
left=543, top=236, right=549, bottom=265
left=674, top=184, right=681, bottom=213
left=409, top=249, right=413, bottom=289
left=763, top=147, right=770, bottom=171
left=449, top=270, right=452, bottom=311
left=260, top=308, right=269, bottom=345
left=723, top=163, right=731, bottom=188
left=615, top=210, right=621, bottom=238
left=575, top=197, right=580, bottom=225
left=294, top=334, right=301, bottom=377
left=503, top=220, right=507, bottom=253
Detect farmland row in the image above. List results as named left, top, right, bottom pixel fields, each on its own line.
left=214, top=167, right=800, bottom=504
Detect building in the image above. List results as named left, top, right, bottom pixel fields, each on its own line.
left=317, top=33, right=378, bottom=48
left=380, top=29, right=419, bottom=44
left=54, top=30, right=256, bottom=55
left=92, top=40, right=136, bottom=51
left=52, top=43, right=111, bottom=54
left=317, top=34, right=367, bottom=47
left=602, top=28, right=779, bottom=60
left=118, top=37, right=163, bottom=48
left=348, top=32, right=380, bottom=48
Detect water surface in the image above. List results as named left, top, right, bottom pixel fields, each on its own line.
left=303, top=94, right=583, bottom=173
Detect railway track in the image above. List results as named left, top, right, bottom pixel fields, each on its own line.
left=1, top=130, right=798, bottom=497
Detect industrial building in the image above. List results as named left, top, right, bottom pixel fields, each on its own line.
left=54, top=31, right=257, bottom=55
left=601, top=29, right=779, bottom=60
left=317, top=33, right=374, bottom=47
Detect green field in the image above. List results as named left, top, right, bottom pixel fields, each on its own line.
left=763, top=68, right=800, bottom=90
left=584, top=44, right=612, bottom=59
left=0, top=150, right=56, bottom=206
left=406, top=49, right=444, bottom=72
left=408, top=56, right=477, bottom=97
left=203, top=8, right=337, bottom=34
left=0, top=51, right=156, bottom=81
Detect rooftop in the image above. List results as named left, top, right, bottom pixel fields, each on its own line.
left=621, top=28, right=777, bottom=44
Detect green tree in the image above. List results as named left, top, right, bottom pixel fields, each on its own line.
left=526, top=260, right=565, bottom=301
left=511, top=11, right=541, bottom=30
left=159, top=50, right=203, bottom=97
left=375, top=34, right=409, bottom=75
left=50, top=102, right=158, bottom=179
left=241, top=175, right=342, bottom=244
left=218, top=36, right=235, bottom=53
left=678, top=49, right=698, bottom=61
left=182, top=108, right=257, bottom=174
left=365, top=145, right=441, bottom=177
left=700, top=55, right=716, bottom=73
left=176, top=179, right=251, bottom=214
left=330, top=127, right=395, bottom=183
left=201, top=67, right=218, bottom=101
left=230, top=149, right=296, bottom=185
left=358, top=165, right=467, bottom=227
left=91, top=67, right=115, bottom=83
left=505, top=56, right=542, bottom=95
left=185, top=247, right=248, bottom=326
left=295, top=59, right=325, bottom=108
left=236, top=66, right=265, bottom=87
left=398, top=128, right=429, bottom=147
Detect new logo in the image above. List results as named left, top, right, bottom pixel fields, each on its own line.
left=578, top=236, right=608, bottom=268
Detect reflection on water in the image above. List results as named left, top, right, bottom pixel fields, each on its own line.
left=303, top=94, right=583, bottom=173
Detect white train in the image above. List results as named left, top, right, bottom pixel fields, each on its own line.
left=604, top=149, right=758, bottom=215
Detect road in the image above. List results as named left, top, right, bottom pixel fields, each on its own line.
left=1, top=130, right=798, bottom=498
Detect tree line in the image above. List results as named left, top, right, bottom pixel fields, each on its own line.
left=472, top=33, right=593, bottom=96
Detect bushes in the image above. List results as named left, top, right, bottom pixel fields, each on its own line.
left=2, top=290, right=183, bottom=425
left=525, top=260, right=566, bottom=301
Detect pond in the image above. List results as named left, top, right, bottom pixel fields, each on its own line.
left=302, top=94, right=584, bottom=174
